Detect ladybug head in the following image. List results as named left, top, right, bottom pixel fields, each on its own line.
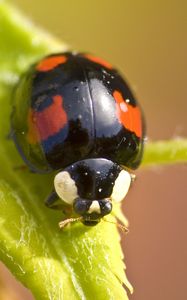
left=53, top=158, right=132, bottom=226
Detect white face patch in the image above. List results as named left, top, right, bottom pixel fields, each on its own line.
left=54, top=171, right=78, bottom=205
left=88, top=201, right=101, bottom=214
left=111, top=170, right=131, bottom=203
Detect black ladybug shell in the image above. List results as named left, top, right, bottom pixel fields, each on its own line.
left=11, top=52, right=145, bottom=173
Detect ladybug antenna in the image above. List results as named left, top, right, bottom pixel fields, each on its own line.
left=103, top=217, right=129, bottom=234
left=59, top=216, right=83, bottom=229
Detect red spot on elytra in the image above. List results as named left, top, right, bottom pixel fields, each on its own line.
left=83, top=54, right=112, bottom=69
left=113, top=90, right=142, bottom=138
left=36, top=55, right=67, bottom=72
left=27, top=95, right=68, bottom=143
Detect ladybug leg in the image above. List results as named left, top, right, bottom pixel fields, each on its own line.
left=13, top=164, right=29, bottom=171
left=46, top=191, right=76, bottom=228
left=45, top=191, right=63, bottom=210
left=6, top=132, right=12, bottom=140
left=6, top=127, right=16, bottom=140
left=13, top=164, right=37, bottom=173
left=130, top=173, right=136, bottom=182
left=61, top=205, right=73, bottom=216
left=45, top=191, right=73, bottom=215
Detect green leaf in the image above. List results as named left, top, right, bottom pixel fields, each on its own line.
left=0, top=2, right=132, bottom=299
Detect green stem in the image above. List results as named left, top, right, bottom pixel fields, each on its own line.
left=143, top=138, right=187, bottom=167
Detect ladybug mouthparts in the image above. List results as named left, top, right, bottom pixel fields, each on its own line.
left=73, top=198, right=112, bottom=221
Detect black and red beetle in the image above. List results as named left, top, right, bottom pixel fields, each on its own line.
left=11, top=52, right=145, bottom=227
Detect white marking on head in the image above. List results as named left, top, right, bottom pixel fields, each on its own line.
left=111, top=170, right=131, bottom=202
left=54, top=171, right=78, bottom=205
left=88, top=201, right=101, bottom=214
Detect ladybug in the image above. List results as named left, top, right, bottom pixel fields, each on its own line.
left=11, top=52, right=145, bottom=227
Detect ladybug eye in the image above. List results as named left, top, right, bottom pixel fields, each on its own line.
left=111, top=170, right=131, bottom=203
left=54, top=171, right=78, bottom=205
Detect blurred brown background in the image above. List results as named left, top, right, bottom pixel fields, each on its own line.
left=1, top=1, right=186, bottom=299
